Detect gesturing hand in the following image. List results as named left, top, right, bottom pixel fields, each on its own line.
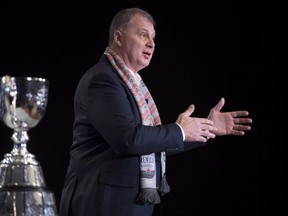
left=207, top=97, right=252, bottom=136
left=176, top=104, right=217, bottom=142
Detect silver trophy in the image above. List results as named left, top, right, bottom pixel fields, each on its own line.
left=0, top=75, right=58, bottom=215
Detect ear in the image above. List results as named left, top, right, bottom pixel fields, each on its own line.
left=114, top=30, right=123, bottom=46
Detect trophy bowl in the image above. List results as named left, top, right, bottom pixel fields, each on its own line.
left=0, top=75, right=58, bottom=215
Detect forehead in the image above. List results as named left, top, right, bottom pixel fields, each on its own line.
left=129, top=14, right=155, bottom=33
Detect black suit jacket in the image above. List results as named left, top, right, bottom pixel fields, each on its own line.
left=59, top=54, right=206, bottom=216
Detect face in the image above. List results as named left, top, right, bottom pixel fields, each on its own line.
left=113, top=14, right=156, bottom=72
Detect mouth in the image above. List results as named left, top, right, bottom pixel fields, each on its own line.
left=143, top=52, right=151, bottom=58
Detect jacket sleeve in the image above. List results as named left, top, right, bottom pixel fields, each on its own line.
left=87, top=69, right=185, bottom=156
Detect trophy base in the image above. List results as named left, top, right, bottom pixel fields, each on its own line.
left=0, top=153, right=45, bottom=187
left=0, top=187, right=58, bottom=216
left=0, top=150, right=58, bottom=215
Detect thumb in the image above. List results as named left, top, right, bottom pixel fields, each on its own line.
left=213, top=97, right=225, bottom=111
left=182, top=104, right=195, bottom=117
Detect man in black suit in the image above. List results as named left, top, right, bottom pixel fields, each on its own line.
left=59, top=7, right=252, bottom=216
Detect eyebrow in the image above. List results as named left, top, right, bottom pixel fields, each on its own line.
left=139, top=28, right=156, bottom=36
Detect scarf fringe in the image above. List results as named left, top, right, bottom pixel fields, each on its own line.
left=158, top=174, right=170, bottom=196
left=136, top=188, right=161, bottom=205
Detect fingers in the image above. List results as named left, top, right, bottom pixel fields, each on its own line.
left=230, top=117, right=252, bottom=136
left=196, top=136, right=212, bottom=142
left=202, top=123, right=217, bottom=132
left=232, top=111, right=252, bottom=126
left=201, top=118, right=215, bottom=126
left=183, top=119, right=217, bottom=142
left=203, top=129, right=216, bottom=139
left=231, top=111, right=250, bottom=117
left=234, top=117, right=252, bottom=124
left=187, top=131, right=215, bottom=143
left=233, top=124, right=251, bottom=131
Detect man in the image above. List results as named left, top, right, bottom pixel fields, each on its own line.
left=59, top=7, right=252, bottom=216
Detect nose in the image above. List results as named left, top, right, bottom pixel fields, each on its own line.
left=146, top=37, right=155, bottom=49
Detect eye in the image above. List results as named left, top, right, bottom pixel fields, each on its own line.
left=138, top=31, right=155, bottom=42
left=139, top=32, right=148, bottom=39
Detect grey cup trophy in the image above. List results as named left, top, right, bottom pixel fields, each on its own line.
left=0, top=75, right=58, bottom=215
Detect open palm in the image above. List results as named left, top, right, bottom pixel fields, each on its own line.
left=207, top=98, right=252, bottom=136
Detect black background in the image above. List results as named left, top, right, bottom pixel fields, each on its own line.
left=0, top=0, right=286, bottom=215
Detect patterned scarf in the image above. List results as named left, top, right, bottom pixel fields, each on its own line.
left=104, top=47, right=170, bottom=205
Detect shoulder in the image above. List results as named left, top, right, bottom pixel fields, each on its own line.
left=75, top=54, right=128, bottom=96
left=78, top=55, right=120, bottom=86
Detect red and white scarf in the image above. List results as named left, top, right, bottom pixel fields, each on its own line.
left=104, top=47, right=170, bottom=205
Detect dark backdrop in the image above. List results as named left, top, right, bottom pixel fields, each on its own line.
left=0, top=0, right=286, bottom=215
